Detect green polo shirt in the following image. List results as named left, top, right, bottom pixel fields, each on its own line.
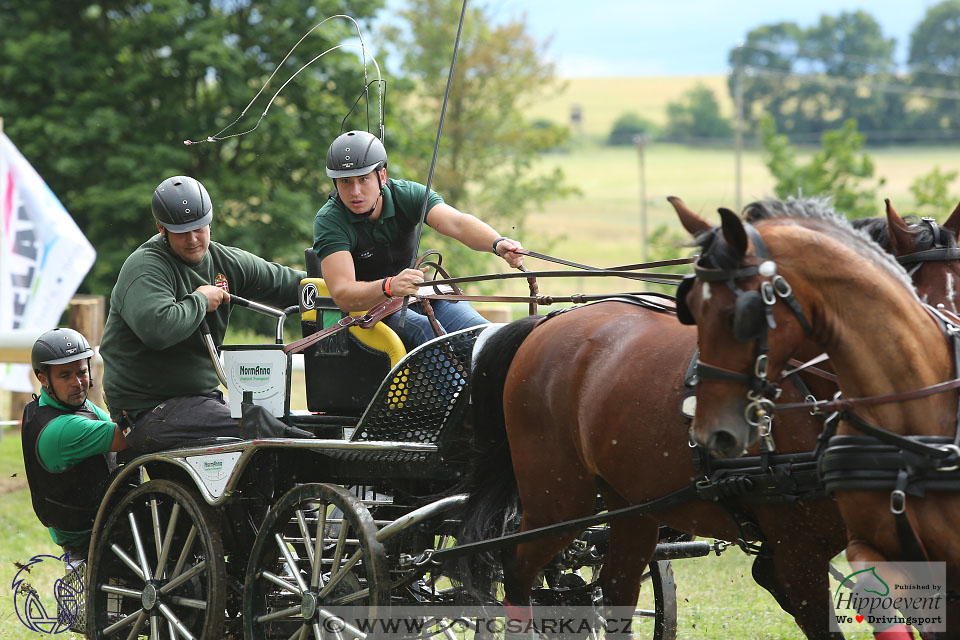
left=312, top=179, right=444, bottom=262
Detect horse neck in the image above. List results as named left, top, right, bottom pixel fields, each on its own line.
left=774, top=231, right=957, bottom=436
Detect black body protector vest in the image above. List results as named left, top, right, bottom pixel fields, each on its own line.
left=331, top=180, right=419, bottom=282
left=21, top=399, right=112, bottom=532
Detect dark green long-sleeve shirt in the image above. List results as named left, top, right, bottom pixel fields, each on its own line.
left=101, top=235, right=305, bottom=418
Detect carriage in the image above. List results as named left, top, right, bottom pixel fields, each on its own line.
left=65, top=261, right=724, bottom=640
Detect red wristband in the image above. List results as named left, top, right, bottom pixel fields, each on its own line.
left=383, top=276, right=394, bottom=298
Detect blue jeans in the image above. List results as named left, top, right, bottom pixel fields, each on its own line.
left=383, top=300, right=488, bottom=351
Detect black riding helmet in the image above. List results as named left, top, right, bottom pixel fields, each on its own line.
left=32, top=328, right=93, bottom=376
left=152, top=176, right=213, bottom=233
left=326, top=131, right=387, bottom=178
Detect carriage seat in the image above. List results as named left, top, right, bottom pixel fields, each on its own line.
left=300, top=248, right=406, bottom=415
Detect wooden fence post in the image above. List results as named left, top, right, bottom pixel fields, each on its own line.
left=69, top=295, right=106, bottom=409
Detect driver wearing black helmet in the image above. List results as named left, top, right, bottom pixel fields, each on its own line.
left=313, top=130, right=525, bottom=350
left=100, top=175, right=305, bottom=453
left=21, top=328, right=129, bottom=560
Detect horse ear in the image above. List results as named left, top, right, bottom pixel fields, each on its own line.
left=719, top=207, right=748, bottom=257
left=667, top=196, right=713, bottom=237
left=943, top=201, right=960, bottom=237
left=885, top=198, right=917, bottom=256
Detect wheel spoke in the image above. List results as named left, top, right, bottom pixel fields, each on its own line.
left=150, top=614, right=160, bottom=640
left=311, top=621, right=324, bottom=640
left=289, top=624, right=308, bottom=640
left=260, top=569, right=303, bottom=596
left=123, top=611, right=148, bottom=640
left=256, top=604, right=302, bottom=624
left=110, top=543, right=146, bottom=582
left=318, top=550, right=361, bottom=599
left=330, top=514, right=349, bottom=575
left=169, top=525, right=197, bottom=580
left=151, top=496, right=163, bottom=561
left=327, top=586, right=369, bottom=605
left=158, top=602, right=196, bottom=640
left=167, top=595, right=207, bottom=610
left=159, top=560, right=206, bottom=595
left=275, top=533, right=309, bottom=593
left=128, top=511, right=154, bottom=581
left=318, top=608, right=366, bottom=639
left=167, top=619, right=176, bottom=640
left=100, top=584, right=142, bottom=599
left=102, top=609, right=144, bottom=637
left=296, top=508, right=315, bottom=567
left=311, top=506, right=327, bottom=589
left=156, top=503, right=181, bottom=580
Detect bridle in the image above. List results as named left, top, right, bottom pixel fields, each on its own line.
left=896, top=217, right=960, bottom=276
left=676, top=223, right=813, bottom=435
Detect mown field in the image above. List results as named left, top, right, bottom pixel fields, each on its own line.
left=2, top=74, right=954, bottom=639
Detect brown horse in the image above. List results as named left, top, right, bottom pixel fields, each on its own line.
left=675, top=202, right=960, bottom=637
left=852, top=199, right=960, bottom=313
left=456, top=198, right=866, bottom=638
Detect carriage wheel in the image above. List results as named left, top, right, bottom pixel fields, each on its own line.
left=86, top=479, right=227, bottom=639
left=243, top=483, right=390, bottom=640
left=641, top=560, right=678, bottom=640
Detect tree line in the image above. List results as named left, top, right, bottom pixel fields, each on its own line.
left=0, top=0, right=568, bottom=313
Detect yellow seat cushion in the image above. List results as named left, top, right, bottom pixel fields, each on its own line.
left=300, top=278, right=406, bottom=368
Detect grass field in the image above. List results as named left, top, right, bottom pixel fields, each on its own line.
left=527, top=75, right=734, bottom=139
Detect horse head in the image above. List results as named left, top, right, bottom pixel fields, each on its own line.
left=668, top=197, right=815, bottom=457
left=884, top=199, right=960, bottom=311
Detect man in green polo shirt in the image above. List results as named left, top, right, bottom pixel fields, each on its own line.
left=313, top=130, right=525, bottom=350
left=21, top=328, right=129, bottom=560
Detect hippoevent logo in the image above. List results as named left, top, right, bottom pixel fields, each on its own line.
left=830, top=561, right=945, bottom=635
left=11, top=553, right=83, bottom=634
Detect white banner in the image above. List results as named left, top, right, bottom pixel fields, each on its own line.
left=0, top=132, right=96, bottom=392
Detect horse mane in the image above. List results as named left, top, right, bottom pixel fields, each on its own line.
left=695, top=196, right=916, bottom=294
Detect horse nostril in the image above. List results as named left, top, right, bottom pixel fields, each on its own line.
left=708, top=429, right=741, bottom=458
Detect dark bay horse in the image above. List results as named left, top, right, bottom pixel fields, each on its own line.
left=675, top=203, right=960, bottom=638
left=456, top=198, right=859, bottom=638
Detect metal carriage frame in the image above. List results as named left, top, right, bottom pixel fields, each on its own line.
left=75, top=305, right=700, bottom=640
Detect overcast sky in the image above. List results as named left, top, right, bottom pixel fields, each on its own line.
left=435, top=0, right=939, bottom=77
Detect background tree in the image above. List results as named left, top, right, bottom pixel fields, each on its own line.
left=731, top=12, right=900, bottom=139
left=759, top=115, right=882, bottom=218
left=908, top=0, right=960, bottom=137
left=607, top=112, right=657, bottom=146
left=0, top=0, right=382, bottom=298
left=380, top=0, right=573, bottom=279
left=909, top=167, right=959, bottom=215
left=663, top=85, right=732, bottom=141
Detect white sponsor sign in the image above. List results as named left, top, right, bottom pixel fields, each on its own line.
left=223, top=348, right=288, bottom=418
left=0, top=133, right=95, bottom=391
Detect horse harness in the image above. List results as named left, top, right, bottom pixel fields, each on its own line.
left=676, top=220, right=960, bottom=563
left=675, top=223, right=813, bottom=439
left=896, top=216, right=960, bottom=276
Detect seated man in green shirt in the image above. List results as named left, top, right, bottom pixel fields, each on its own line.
left=21, top=328, right=129, bottom=561
left=313, top=130, right=525, bottom=350
left=100, top=175, right=306, bottom=453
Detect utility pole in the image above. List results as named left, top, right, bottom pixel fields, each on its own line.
left=634, top=134, right=649, bottom=261
left=733, top=43, right=744, bottom=214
